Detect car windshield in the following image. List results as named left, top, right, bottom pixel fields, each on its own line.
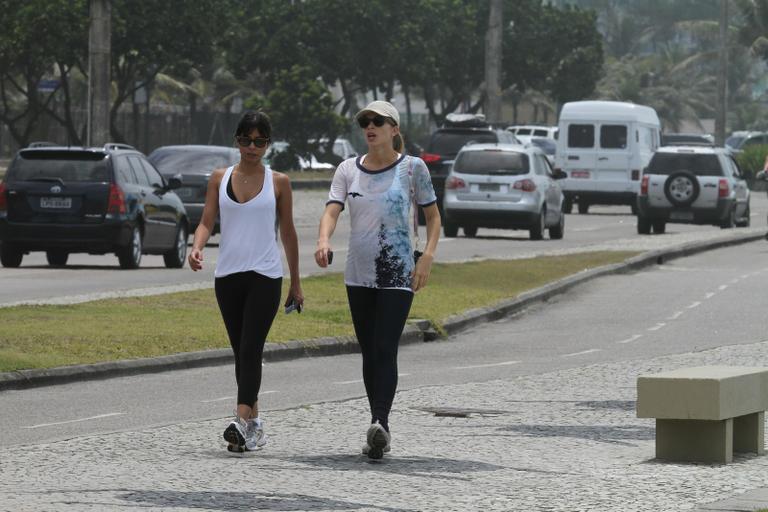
left=530, top=138, right=556, bottom=155
left=453, top=150, right=529, bottom=175
left=725, top=135, right=745, bottom=149
left=647, top=153, right=723, bottom=176
left=429, top=131, right=498, bottom=156
left=12, top=151, right=109, bottom=182
left=148, top=148, right=239, bottom=175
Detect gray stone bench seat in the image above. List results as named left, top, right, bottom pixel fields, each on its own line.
left=637, top=366, right=768, bottom=463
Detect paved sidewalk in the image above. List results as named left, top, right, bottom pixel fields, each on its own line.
left=3, top=340, right=768, bottom=511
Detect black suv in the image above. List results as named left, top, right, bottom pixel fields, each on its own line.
left=421, top=114, right=520, bottom=214
left=0, top=143, right=189, bottom=269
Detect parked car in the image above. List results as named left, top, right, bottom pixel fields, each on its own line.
left=636, top=145, right=750, bottom=234
left=264, top=141, right=335, bottom=171
left=528, top=137, right=557, bottom=166
left=421, top=113, right=521, bottom=216
left=554, top=100, right=661, bottom=214
left=506, top=125, right=558, bottom=140
left=0, top=143, right=188, bottom=269
left=725, top=131, right=768, bottom=154
left=660, top=133, right=714, bottom=147
left=442, top=142, right=566, bottom=240
left=147, top=144, right=240, bottom=233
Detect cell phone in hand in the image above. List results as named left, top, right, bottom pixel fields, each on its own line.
left=285, top=299, right=302, bottom=314
left=327, top=250, right=334, bottom=265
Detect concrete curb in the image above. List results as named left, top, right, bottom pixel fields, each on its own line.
left=0, top=231, right=762, bottom=391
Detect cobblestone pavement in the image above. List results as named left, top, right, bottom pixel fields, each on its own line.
left=3, top=341, right=768, bottom=511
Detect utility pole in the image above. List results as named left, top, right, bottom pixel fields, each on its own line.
left=88, top=0, right=111, bottom=146
left=715, top=0, right=728, bottom=146
left=484, top=0, right=503, bottom=124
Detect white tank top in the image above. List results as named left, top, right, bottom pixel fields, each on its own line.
left=214, top=165, right=283, bottom=279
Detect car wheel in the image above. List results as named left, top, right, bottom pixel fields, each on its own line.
left=562, top=198, right=573, bottom=214
left=0, top=244, right=23, bottom=268
left=637, top=215, right=651, bottom=235
left=664, top=171, right=700, bottom=207
left=578, top=202, right=589, bottom=214
left=720, top=207, right=735, bottom=229
left=443, top=221, right=459, bottom=238
left=118, top=225, right=143, bottom=269
left=529, top=209, right=545, bottom=240
left=46, top=249, right=69, bottom=267
left=651, top=220, right=666, bottom=234
left=549, top=211, right=565, bottom=239
left=463, top=226, right=478, bottom=238
left=736, top=205, right=750, bottom=227
left=163, top=223, right=188, bottom=268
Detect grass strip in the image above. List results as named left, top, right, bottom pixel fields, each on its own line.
left=283, top=169, right=334, bottom=180
left=0, top=251, right=637, bottom=372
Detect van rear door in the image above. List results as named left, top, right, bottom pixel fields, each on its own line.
left=561, top=123, right=597, bottom=190
left=595, top=124, right=632, bottom=192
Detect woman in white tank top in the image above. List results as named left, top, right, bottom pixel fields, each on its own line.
left=188, top=111, right=303, bottom=453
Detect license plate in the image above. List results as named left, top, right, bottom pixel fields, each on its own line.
left=479, top=183, right=499, bottom=192
left=670, top=210, right=694, bottom=221
left=176, top=187, right=195, bottom=199
left=40, top=197, right=72, bottom=209
left=571, top=170, right=590, bottom=179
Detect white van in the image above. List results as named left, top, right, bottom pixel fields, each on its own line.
left=507, top=125, right=558, bottom=140
left=554, top=101, right=661, bottom=214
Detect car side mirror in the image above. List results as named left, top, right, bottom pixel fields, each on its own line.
left=552, top=169, right=567, bottom=180
left=166, top=174, right=182, bottom=190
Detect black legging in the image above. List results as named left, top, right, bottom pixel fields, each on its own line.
left=346, top=286, right=414, bottom=429
left=215, top=271, right=282, bottom=406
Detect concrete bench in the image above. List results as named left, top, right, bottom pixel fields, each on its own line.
left=637, top=366, right=768, bottom=463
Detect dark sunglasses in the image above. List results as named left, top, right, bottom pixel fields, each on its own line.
left=357, top=115, right=392, bottom=129
left=235, top=135, right=270, bottom=148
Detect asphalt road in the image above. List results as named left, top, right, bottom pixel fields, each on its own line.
left=1, top=191, right=767, bottom=305
left=2, top=239, right=767, bottom=447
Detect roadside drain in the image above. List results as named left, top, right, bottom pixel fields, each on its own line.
left=417, top=407, right=509, bottom=418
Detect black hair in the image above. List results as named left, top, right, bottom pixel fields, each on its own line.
left=235, top=110, right=272, bottom=139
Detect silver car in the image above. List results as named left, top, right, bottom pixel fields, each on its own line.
left=442, top=143, right=567, bottom=240
left=636, top=145, right=750, bottom=234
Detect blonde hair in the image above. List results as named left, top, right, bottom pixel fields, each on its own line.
left=393, top=132, right=405, bottom=153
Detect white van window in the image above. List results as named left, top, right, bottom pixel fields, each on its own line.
left=516, top=128, right=532, bottom=135
left=568, top=124, right=594, bottom=148
left=600, top=125, right=628, bottom=149
left=533, top=129, right=547, bottom=136
left=638, top=127, right=652, bottom=151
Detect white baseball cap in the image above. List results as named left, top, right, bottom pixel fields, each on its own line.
left=355, top=101, right=400, bottom=126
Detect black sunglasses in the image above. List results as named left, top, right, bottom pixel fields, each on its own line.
left=235, top=135, right=270, bottom=148
left=357, top=115, right=392, bottom=129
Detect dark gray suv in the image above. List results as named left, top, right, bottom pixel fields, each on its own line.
left=0, top=143, right=188, bottom=269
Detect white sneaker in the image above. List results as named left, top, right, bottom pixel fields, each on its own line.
left=365, top=421, right=391, bottom=459
left=223, top=414, right=247, bottom=451
left=245, top=418, right=267, bottom=451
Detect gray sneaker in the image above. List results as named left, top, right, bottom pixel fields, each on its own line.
left=245, top=419, right=268, bottom=451
left=223, top=414, right=247, bottom=451
left=365, top=421, right=391, bottom=459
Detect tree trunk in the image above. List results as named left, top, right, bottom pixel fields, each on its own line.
left=484, top=0, right=503, bottom=123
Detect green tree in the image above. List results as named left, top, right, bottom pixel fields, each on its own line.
left=246, top=65, right=346, bottom=168
left=0, top=0, right=88, bottom=147
left=108, top=0, right=231, bottom=142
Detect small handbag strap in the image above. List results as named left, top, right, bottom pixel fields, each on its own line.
left=407, top=156, right=421, bottom=251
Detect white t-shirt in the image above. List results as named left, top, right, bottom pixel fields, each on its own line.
left=327, top=154, right=436, bottom=290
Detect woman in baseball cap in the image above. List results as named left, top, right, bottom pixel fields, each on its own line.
left=315, top=100, right=441, bottom=459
